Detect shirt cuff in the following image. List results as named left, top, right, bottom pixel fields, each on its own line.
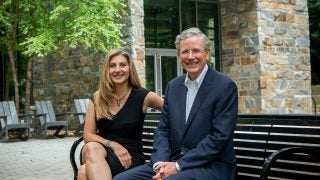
left=175, top=162, right=181, bottom=172
left=153, top=161, right=163, bottom=171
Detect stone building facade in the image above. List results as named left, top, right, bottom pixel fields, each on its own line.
left=32, top=0, right=312, bottom=122
left=221, top=0, right=311, bottom=114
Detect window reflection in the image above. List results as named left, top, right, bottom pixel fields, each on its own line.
left=161, top=56, right=177, bottom=94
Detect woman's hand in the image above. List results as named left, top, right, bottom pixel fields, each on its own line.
left=109, top=141, right=132, bottom=169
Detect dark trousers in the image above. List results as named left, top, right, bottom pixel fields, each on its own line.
left=113, top=162, right=196, bottom=180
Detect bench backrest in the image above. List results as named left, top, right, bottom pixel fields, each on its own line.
left=74, top=99, right=90, bottom=124
left=35, top=101, right=57, bottom=125
left=142, top=112, right=161, bottom=160
left=142, top=113, right=320, bottom=179
left=236, top=114, right=320, bottom=179
left=0, top=101, right=20, bottom=128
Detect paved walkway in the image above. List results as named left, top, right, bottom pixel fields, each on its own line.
left=0, top=137, right=78, bottom=180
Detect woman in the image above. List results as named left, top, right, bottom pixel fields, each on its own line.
left=77, top=48, right=163, bottom=180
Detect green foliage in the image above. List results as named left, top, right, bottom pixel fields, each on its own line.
left=56, top=0, right=126, bottom=52
left=1, top=0, right=127, bottom=57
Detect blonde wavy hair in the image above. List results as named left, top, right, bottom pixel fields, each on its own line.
left=94, top=48, right=142, bottom=120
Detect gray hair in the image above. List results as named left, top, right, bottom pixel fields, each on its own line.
left=174, top=27, right=211, bottom=51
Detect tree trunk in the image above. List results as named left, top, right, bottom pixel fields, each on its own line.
left=4, top=0, right=20, bottom=111
left=5, top=16, right=19, bottom=112
left=7, top=41, right=20, bottom=112
left=5, top=62, right=11, bottom=100
left=24, top=56, right=33, bottom=113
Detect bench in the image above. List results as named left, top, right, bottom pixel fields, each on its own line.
left=69, top=113, right=320, bottom=180
left=34, top=100, right=70, bottom=138
left=73, top=99, right=90, bottom=136
left=0, top=101, right=32, bottom=141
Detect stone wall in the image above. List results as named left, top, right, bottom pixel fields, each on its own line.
left=32, top=49, right=101, bottom=113
left=220, top=0, right=312, bottom=114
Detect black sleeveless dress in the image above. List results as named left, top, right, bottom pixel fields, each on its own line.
left=96, top=88, right=149, bottom=176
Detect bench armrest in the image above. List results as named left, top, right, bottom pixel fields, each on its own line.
left=260, top=147, right=320, bottom=180
left=35, top=113, right=46, bottom=117
left=73, top=112, right=86, bottom=116
left=56, top=112, right=72, bottom=122
left=56, top=112, right=72, bottom=117
left=34, top=113, right=48, bottom=126
left=0, top=115, right=8, bottom=126
left=18, top=113, right=33, bottom=124
left=70, top=136, right=84, bottom=180
left=0, top=115, right=7, bottom=119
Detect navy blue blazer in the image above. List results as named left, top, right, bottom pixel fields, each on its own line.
left=151, top=67, right=238, bottom=179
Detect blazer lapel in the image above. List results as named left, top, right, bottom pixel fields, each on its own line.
left=173, top=76, right=188, bottom=139
left=182, top=69, right=213, bottom=136
left=177, top=80, right=188, bottom=138
left=180, top=86, right=187, bottom=123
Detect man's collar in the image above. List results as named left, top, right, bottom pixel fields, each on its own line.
left=184, top=64, right=208, bottom=88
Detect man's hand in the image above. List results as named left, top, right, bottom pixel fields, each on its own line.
left=153, top=162, right=178, bottom=180
left=153, top=166, right=165, bottom=180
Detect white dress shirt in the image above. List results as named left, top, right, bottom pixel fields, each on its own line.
left=184, top=64, right=208, bottom=122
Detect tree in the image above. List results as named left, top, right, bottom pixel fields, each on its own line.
left=0, top=0, right=126, bottom=112
left=0, top=0, right=21, bottom=110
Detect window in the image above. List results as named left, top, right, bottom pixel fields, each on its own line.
left=144, top=0, right=220, bottom=94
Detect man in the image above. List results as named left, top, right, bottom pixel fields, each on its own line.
left=114, top=27, right=238, bottom=180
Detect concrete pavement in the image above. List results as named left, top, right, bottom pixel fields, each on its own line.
left=0, top=137, right=78, bottom=180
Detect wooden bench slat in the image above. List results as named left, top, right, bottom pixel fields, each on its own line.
left=266, top=143, right=320, bottom=150
left=271, top=161, right=320, bottom=173
left=234, top=133, right=270, bottom=141
left=234, top=141, right=269, bottom=149
left=235, top=149, right=270, bottom=158
left=269, top=126, right=320, bottom=133
left=237, top=166, right=262, bottom=177
left=268, top=136, right=320, bottom=145
left=267, top=170, right=320, bottom=179
left=236, top=158, right=265, bottom=166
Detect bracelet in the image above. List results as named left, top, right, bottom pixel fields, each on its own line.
left=105, top=140, right=112, bottom=148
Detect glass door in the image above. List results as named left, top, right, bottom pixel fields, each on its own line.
left=145, top=48, right=182, bottom=97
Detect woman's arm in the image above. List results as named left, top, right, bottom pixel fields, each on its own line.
left=143, top=91, right=164, bottom=113
left=83, top=101, right=107, bottom=144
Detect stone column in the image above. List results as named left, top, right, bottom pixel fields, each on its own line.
left=125, top=0, right=146, bottom=87
left=220, top=0, right=312, bottom=114
left=259, top=0, right=311, bottom=114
